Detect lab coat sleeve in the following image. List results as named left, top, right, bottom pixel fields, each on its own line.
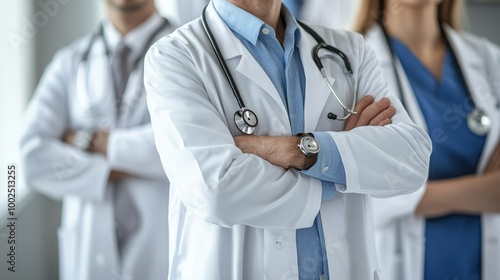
left=328, top=34, right=432, bottom=198
left=107, top=123, right=167, bottom=180
left=145, top=39, right=322, bottom=229
left=20, top=47, right=111, bottom=202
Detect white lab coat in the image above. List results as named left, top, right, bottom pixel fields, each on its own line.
left=20, top=22, right=174, bottom=280
left=366, top=24, right=500, bottom=280
left=145, top=5, right=431, bottom=280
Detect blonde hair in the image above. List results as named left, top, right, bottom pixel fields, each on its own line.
left=353, top=0, right=464, bottom=35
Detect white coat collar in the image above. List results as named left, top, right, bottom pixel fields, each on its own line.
left=300, top=25, right=336, bottom=132
left=366, top=24, right=428, bottom=130
left=104, top=12, right=164, bottom=61
left=205, top=4, right=288, bottom=119
left=444, top=25, right=500, bottom=172
left=205, top=5, right=334, bottom=133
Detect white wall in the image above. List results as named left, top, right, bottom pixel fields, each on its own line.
left=0, top=1, right=101, bottom=279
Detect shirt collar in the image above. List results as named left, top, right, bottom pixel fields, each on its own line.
left=104, top=12, right=163, bottom=59
left=212, top=0, right=301, bottom=47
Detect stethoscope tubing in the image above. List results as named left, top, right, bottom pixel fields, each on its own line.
left=201, top=4, right=358, bottom=133
left=201, top=6, right=247, bottom=110
left=378, top=18, right=491, bottom=136
left=77, top=18, right=170, bottom=118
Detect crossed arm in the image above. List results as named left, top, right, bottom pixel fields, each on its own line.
left=234, top=95, right=396, bottom=170
left=62, top=131, right=131, bottom=181
left=416, top=144, right=500, bottom=217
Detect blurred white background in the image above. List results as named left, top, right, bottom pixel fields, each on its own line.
left=0, top=0, right=499, bottom=279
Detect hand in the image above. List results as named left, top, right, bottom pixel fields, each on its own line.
left=61, top=130, right=109, bottom=155
left=89, top=131, right=109, bottom=155
left=62, top=131, right=77, bottom=145
left=484, top=144, right=500, bottom=173
left=234, top=135, right=305, bottom=170
left=109, top=170, right=131, bottom=181
left=343, top=96, right=396, bottom=131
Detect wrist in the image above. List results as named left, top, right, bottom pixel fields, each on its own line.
left=73, top=129, right=94, bottom=151
left=89, top=131, right=109, bottom=155
left=296, top=133, right=319, bottom=170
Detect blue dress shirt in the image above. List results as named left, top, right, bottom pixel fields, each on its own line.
left=213, top=1, right=347, bottom=279
left=391, top=37, right=485, bottom=280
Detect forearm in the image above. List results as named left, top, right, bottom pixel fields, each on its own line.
left=415, top=171, right=500, bottom=217
left=20, top=136, right=110, bottom=201
left=234, top=135, right=306, bottom=170
left=107, top=124, right=167, bottom=180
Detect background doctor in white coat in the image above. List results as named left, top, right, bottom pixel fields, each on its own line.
left=20, top=0, right=174, bottom=279
left=354, top=0, right=500, bottom=279
left=145, top=0, right=431, bottom=279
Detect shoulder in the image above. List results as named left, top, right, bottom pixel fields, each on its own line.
left=45, top=33, right=95, bottom=72
left=449, top=28, right=500, bottom=62
left=147, top=19, right=208, bottom=64
left=57, top=33, right=94, bottom=60
left=35, top=33, right=95, bottom=81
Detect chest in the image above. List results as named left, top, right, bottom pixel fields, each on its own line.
left=67, top=55, right=149, bottom=130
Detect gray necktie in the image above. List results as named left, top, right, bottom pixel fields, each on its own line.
left=111, top=42, right=132, bottom=112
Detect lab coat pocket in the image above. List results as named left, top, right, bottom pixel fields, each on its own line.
left=373, top=269, right=382, bottom=280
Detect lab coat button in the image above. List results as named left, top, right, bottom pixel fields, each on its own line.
left=274, top=239, right=284, bottom=249
left=322, top=166, right=329, bottom=173
left=262, top=28, right=270, bottom=35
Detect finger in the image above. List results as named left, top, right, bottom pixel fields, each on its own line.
left=356, top=97, right=391, bottom=126
left=368, top=106, right=396, bottom=126
left=378, top=118, right=392, bottom=126
left=344, top=95, right=374, bottom=131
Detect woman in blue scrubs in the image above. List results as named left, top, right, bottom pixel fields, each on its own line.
left=354, top=0, right=500, bottom=279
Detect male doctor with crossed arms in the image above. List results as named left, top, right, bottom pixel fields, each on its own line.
left=145, top=0, right=431, bottom=279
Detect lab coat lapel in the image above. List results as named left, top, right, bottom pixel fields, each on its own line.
left=445, top=26, right=500, bottom=172
left=367, top=25, right=428, bottom=130
left=300, top=27, right=334, bottom=132
left=206, top=5, right=289, bottom=120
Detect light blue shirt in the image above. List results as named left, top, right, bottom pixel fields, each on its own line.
left=213, top=1, right=347, bottom=279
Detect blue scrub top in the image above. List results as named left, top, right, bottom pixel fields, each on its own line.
left=391, top=37, right=485, bottom=280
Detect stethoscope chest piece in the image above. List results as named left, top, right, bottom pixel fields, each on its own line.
left=467, top=108, right=491, bottom=136
left=234, top=108, right=258, bottom=135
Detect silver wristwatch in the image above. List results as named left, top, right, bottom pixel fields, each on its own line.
left=73, top=129, right=94, bottom=151
left=298, top=134, right=320, bottom=156
left=297, top=133, right=320, bottom=170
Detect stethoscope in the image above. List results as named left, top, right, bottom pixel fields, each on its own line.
left=201, top=5, right=357, bottom=135
left=77, top=18, right=170, bottom=119
left=378, top=19, right=491, bottom=136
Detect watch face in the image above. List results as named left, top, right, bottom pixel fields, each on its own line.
left=302, top=136, right=320, bottom=154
